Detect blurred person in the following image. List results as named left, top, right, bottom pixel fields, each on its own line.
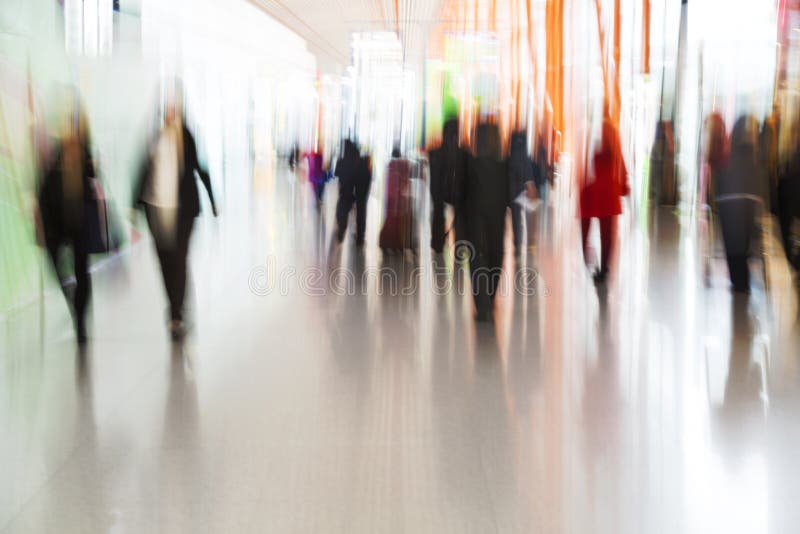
left=715, top=115, right=765, bottom=293
left=777, top=119, right=800, bottom=272
left=429, top=118, right=469, bottom=254
left=334, top=139, right=372, bottom=246
left=465, top=123, right=509, bottom=322
left=579, top=119, right=630, bottom=285
left=379, top=146, right=414, bottom=253
left=760, top=107, right=780, bottom=214
left=507, top=129, right=536, bottom=255
left=649, top=120, right=675, bottom=206
left=134, top=93, right=218, bottom=340
left=289, top=143, right=300, bottom=170
left=37, top=98, right=96, bottom=343
left=702, top=112, right=729, bottom=208
left=306, top=148, right=327, bottom=208
left=533, top=124, right=553, bottom=199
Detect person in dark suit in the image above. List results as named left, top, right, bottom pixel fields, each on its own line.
left=464, top=123, right=509, bottom=322
left=334, top=139, right=372, bottom=246
left=38, top=103, right=96, bottom=343
left=777, top=121, right=800, bottom=272
left=135, top=96, right=217, bottom=339
left=715, top=115, right=765, bottom=293
left=428, top=118, right=469, bottom=253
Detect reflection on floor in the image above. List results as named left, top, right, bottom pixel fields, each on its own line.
left=1, top=165, right=799, bottom=534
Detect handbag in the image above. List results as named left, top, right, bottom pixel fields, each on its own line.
left=85, top=179, right=122, bottom=254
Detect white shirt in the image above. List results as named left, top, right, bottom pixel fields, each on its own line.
left=143, top=125, right=180, bottom=208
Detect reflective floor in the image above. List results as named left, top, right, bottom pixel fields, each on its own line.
left=2, top=164, right=800, bottom=534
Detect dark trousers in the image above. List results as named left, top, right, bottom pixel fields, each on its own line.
left=431, top=198, right=466, bottom=252
left=581, top=216, right=616, bottom=275
left=468, top=215, right=505, bottom=317
left=718, top=199, right=756, bottom=292
left=510, top=202, right=524, bottom=252
left=46, top=232, right=91, bottom=332
left=777, top=179, right=799, bottom=270
left=336, top=180, right=369, bottom=244
left=146, top=206, right=195, bottom=322
left=312, top=181, right=326, bottom=205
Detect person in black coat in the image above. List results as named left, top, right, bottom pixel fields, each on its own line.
left=429, top=118, right=469, bottom=253
left=134, top=99, right=217, bottom=339
left=38, top=107, right=96, bottom=343
left=465, top=123, right=509, bottom=322
left=334, top=139, right=372, bottom=246
left=777, top=136, right=800, bottom=272
left=715, top=115, right=766, bottom=293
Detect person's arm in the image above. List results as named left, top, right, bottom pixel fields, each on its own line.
left=620, top=153, right=631, bottom=197
left=83, top=144, right=96, bottom=179
left=133, top=143, right=151, bottom=210
left=184, top=127, right=218, bottom=216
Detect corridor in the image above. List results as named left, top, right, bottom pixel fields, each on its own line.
left=2, top=163, right=800, bottom=533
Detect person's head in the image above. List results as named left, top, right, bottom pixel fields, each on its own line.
left=163, top=78, right=184, bottom=126
left=343, top=138, right=358, bottom=159
left=599, top=118, right=620, bottom=156
left=56, top=85, right=89, bottom=144
left=730, top=115, right=759, bottom=151
left=475, top=122, right=501, bottom=160
left=391, top=145, right=401, bottom=158
left=442, top=119, right=459, bottom=148
left=510, top=130, right=527, bottom=155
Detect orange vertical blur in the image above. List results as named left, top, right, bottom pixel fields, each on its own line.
left=594, top=0, right=621, bottom=126
left=546, top=0, right=564, bottom=134
left=394, top=0, right=400, bottom=36
left=612, top=0, right=621, bottom=125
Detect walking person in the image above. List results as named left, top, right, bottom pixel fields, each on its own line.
left=379, top=146, right=414, bottom=253
left=135, top=94, right=218, bottom=339
left=38, top=100, right=96, bottom=343
left=777, top=121, right=800, bottom=272
left=716, top=115, right=766, bottom=293
left=464, top=123, right=509, bottom=322
left=429, top=118, right=469, bottom=253
left=334, top=139, right=372, bottom=246
left=579, top=118, right=630, bottom=285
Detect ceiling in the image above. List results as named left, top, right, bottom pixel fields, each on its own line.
left=248, top=0, right=444, bottom=73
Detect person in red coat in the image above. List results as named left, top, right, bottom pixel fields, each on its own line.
left=379, top=147, right=414, bottom=252
left=579, top=119, right=630, bottom=284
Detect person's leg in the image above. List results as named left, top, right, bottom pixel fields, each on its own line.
left=778, top=179, right=794, bottom=264
left=719, top=201, right=753, bottom=292
left=45, top=237, right=63, bottom=286
left=581, top=218, right=592, bottom=266
left=487, top=219, right=505, bottom=304
left=510, top=203, right=523, bottom=254
left=599, top=215, right=617, bottom=276
left=725, top=254, right=750, bottom=292
left=335, top=182, right=354, bottom=242
left=146, top=206, right=176, bottom=319
left=45, top=237, right=73, bottom=314
left=171, top=217, right=195, bottom=323
left=431, top=198, right=445, bottom=252
left=355, top=183, right=369, bottom=246
left=468, top=218, right=491, bottom=320
left=71, top=234, right=91, bottom=340
left=315, top=181, right=325, bottom=206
